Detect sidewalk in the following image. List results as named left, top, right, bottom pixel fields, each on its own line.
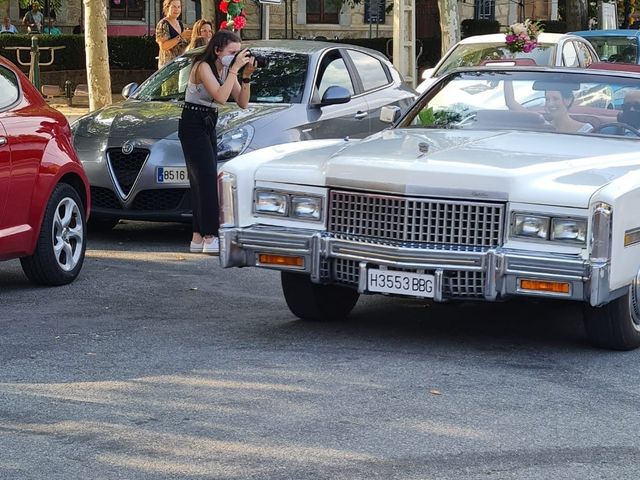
left=46, top=94, right=124, bottom=123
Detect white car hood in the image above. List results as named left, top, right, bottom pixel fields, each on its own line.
left=255, top=129, right=640, bottom=208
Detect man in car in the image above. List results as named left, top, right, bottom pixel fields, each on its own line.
left=618, top=89, right=640, bottom=129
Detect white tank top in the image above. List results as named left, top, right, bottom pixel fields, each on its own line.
left=184, top=62, right=222, bottom=107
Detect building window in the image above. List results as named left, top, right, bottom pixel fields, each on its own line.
left=110, top=0, right=145, bottom=21
left=306, top=0, right=339, bottom=24
left=474, top=0, right=495, bottom=20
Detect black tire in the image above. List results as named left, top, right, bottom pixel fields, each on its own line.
left=281, top=271, right=359, bottom=322
left=87, top=217, right=119, bottom=232
left=583, top=285, right=640, bottom=351
left=20, top=183, right=87, bottom=286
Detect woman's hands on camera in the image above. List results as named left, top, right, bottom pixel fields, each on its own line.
left=181, top=28, right=193, bottom=40
left=231, top=48, right=252, bottom=71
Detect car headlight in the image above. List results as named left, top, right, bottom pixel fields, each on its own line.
left=291, top=196, right=322, bottom=220
left=513, top=214, right=549, bottom=240
left=255, top=190, right=287, bottom=216
left=551, top=218, right=587, bottom=244
left=217, top=125, right=254, bottom=161
left=254, top=189, right=324, bottom=222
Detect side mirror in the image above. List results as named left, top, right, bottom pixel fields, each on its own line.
left=380, top=105, right=401, bottom=124
left=421, top=68, right=435, bottom=80
left=320, top=85, right=351, bottom=106
left=121, top=82, right=139, bottom=99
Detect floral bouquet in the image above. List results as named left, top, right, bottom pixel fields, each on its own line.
left=505, top=19, right=543, bottom=54
left=219, top=0, right=247, bottom=31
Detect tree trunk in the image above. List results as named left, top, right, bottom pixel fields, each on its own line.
left=565, top=0, right=588, bottom=31
left=83, top=0, right=111, bottom=111
left=437, top=0, right=459, bottom=56
left=201, top=0, right=216, bottom=23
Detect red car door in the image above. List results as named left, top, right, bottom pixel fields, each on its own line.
left=0, top=121, right=8, bottom=227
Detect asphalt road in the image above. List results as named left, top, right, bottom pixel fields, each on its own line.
left=1, top=221, right=640, bottom=479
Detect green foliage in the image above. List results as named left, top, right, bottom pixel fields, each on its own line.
left=0, top=35, right=159, bottom=70
left=460, top=19, right=501, bottom=38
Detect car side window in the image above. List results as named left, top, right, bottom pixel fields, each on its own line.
left=562, top=42, right=579, bottom=67
left=0, top=66, right=19, bottom=110
left=315, top=52, right=355, bottom=101
left=575, top=41, right=594, bottom=67
left=346, top=50, right=390, bottom=91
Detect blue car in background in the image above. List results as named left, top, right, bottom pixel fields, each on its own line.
left=572, top=29, right=640, bottom=63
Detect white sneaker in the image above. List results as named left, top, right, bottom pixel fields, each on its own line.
left=189, top=240, right=204, bottom=253
left=202, top=237, right=219, bottom=255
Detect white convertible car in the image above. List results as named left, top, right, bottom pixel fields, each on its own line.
left=218, top=66, right=640, bottom=350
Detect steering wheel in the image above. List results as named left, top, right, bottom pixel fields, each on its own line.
left=591, top=122, right=640, bottom=137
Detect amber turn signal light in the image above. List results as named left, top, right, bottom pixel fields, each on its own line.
left=258, top=254, right=304, bottom=267
left=519, top=279, right=570, bottom=294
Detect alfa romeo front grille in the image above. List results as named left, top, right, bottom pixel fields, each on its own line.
left=107, top=148, right=149, bottom=197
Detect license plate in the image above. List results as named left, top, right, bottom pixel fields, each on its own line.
left=157, top=167, right=188, bottom=184
left=367, top=269, right=435, bottom=298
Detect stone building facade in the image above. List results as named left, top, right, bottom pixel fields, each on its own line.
left=0, top=0, right=559, bottom=40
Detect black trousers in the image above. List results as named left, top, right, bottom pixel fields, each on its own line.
left=178, top=108, right=219, bottom=236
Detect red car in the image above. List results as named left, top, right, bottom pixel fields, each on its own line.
left=0, top=55, right=90, bottom=285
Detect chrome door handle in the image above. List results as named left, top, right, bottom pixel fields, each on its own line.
left=354, top=111, right=368, bottom=120
left=0, top=137, right=7, bottom=146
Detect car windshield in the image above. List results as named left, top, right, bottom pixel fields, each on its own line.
left=581, top=36, right=638, bottom=63
left=134, top=49, right=309, bottom=104
left=401, top=70, right=640, bottom=139
left=435, top=43, right=554, bottom=77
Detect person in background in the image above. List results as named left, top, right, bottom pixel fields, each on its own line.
left=186, top=19, right=213, bottom=51
left=22, top=2, right=43, bottom=34
left=42, top=18, right=61, bottom=35
left=1, top=16, right=18, bottom=34
left=155, top=0, right=192, bottom=69
left=179, top=30, right=256, bottom=254
left=72, top=13, right=83, bottom=34
left=618, top=89, right=640, bottom=129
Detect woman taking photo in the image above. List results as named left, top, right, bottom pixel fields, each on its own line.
left=180, top=30, right=256, bottom=254
left=155, top=0, right=192, bottom=69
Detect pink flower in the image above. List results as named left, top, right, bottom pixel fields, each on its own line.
left=506, top=34, right=517, bottom=43
left=220, top=20, right=228, bottom=29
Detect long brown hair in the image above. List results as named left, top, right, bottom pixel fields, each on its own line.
left=187, top=19, right=214, bottom=51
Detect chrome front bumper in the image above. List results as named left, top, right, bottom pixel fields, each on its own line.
left=220, top=225, right=614, bottom=306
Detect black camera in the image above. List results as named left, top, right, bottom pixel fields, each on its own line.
left=238, top=50, right=269, bottom=69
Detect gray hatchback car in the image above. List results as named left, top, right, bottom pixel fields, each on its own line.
left=71, top=40, right=416, bottom=227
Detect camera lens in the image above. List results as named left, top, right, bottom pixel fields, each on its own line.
left=254, top=55, right=269, bottom=68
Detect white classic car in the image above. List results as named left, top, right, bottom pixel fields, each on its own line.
left=218, top=66, right=640, bottom=350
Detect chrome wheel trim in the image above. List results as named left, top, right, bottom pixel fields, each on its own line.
left=629, top=270, right=640, bottom=331
left=52, top=197, right=84, bottom=272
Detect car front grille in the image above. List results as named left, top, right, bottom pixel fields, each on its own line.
left=91, top=186, right=123, bottom=210
left=132, top=189, right=190, bottom=211
left=107, top=148, right=149, bottom=197
left=328, top=190, right=504, bottom=249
